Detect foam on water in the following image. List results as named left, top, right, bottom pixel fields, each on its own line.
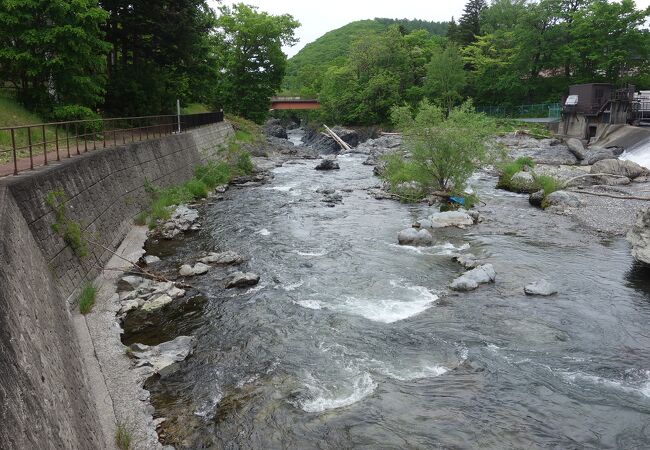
left=296, top=299, right=323, bottom=310
left=336, top=285, right=438, bottom=323
left=298, top=371, right=377, bottom=413
left=295, top=250, right=327, bottom=257
left=256, top=228, right=271, bottom=236
left=379, top=364, right=448, bottom=381
left=620, top=139, right=650, bottom=169
left=560, top=369, right=650, bottom=398
left=283, top=281, right=304, bottom=291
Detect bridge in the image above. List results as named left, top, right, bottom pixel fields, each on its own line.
left=270, top=97, right=320, bottom=110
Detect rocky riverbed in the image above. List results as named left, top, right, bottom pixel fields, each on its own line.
left=103, top=124, right=650, bottom=448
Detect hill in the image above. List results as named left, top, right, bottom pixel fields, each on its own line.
left=282, top=18, right=448, bottom=95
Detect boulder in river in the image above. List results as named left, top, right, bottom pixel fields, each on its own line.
left=450, top=264, right=496, bottom=291
left=226, top=272, right=260, bottom=288
left=591, top=159, right=648, bottom=180
left=398, top=228, right=433, bottom=246
left=264, top=119, right=288, bottom=139
left=510, top=171, right=539, bottom=193
left=130, top=335, right=196, bottom=377
left=543, top=191, right=584, bottom=209
left=585, top=147, right=621, bottom=165
left=427, top=211, right=475, bottom=229
left=179, top=262, right=210, bottom=277
left=453, top=253, right=480, bottom=269
left=627, top=207, right=650, bottom=265
left=199, top=251, right=244, bottom=265
left=529, top=190, right=544, bottom=207
left=315, top=157, right=340, bottom=171
left=160, top=205, right=200, bottom=239
left=566, top=138, right=587, bottom=160
left=524, top=279, right=558, bottom=296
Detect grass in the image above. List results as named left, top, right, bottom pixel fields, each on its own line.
left=497, top=156, right=536, bottom=192
left=0, top=94, right=68, bottom=164
left=115, top=422, right=132, bottom=450
left=45, top=190, right=89, bottom=257
left=534, top=174, right=564, bottom=196
left=181, top=103, right=211, bottom=114
left=494, top=118, right=553, bottom=139
left=78, top=283, right=97, bottom=315
left=225, top=114, right=264, bottom=144
left=134, top=115, right=256, bottom=228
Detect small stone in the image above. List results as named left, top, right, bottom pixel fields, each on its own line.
left=226, top=272, right=260, bottom=289
left=179, top=264, right=194, bottom=277
left=199, top=251, right=245, bottom=265
left=118, top=299, right=140, bottom=315
left=315, top=158, right=340, bottom=171
left=117, top=276, right=144, bottom=292
left=192, top=263, right=210, bottom=275
left=450, top=264, right=496, bottom=292
left=529, top=190, right=544, bottom=207
left=524, top=279, right=558, bottom=296
left=429, top=211, right=475, bottom=228
left=167, top=287, right=186, bottom=299
left=141, top=294, right=173, bottom=312
left=144, top=255, right=161, bottom=265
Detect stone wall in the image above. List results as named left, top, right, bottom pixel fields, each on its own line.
left=0, top=122, right=233, bottom=448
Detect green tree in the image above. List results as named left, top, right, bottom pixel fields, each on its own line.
left=424, top=44, right=467, bottom=113
left=213, top=3, right=299, bottom=123
left=383, top=100, right=496, bottom=195
left=453, top=0, right=488, bottom=46
left=100, top=0, right=217, bottom=116
left=0, top=0, right=110, bottom=110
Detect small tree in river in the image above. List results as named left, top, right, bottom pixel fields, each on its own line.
left=383, top=100, right=495, bottom=199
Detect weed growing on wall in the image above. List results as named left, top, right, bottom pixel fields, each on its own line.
left=115, top=422, right=132, bottom=450
left=45, top=190, right=89, bottom=257
left=78, top=283, right=97, bottom=314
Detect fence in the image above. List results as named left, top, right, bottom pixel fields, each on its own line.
left=476, top=103, right=561, bottom=119
left=0, top=111, right=223, bottom=176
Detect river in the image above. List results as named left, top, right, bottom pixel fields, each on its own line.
left=138, top=149, right=650, bottom=449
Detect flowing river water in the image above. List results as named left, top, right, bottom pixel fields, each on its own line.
left=136, top=145, right=650, bottom=449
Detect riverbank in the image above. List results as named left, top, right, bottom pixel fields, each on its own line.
left=90, top=124, right=650, bottom=448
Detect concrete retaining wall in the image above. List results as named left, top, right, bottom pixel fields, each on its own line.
left=0, top=122, right=233, bottom=448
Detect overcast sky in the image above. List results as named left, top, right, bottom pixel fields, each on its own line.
left=213, top=0, right=650, bottom=58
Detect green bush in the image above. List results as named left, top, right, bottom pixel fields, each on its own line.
left=49, top=105, right=103, bottom=134
left=184, top=179, right=209, bottom=199
left=236, top=152, right=253, bottom=175
left=45, top=190, right=89, bottom=257
left=194, top=161, right=230, bottom=187
left=115, top=422, right=132, bottom=450
left=534, top=174, right=563, bottom=196
left=78, top=283, right=97, bottom=315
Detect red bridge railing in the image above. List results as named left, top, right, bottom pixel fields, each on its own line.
left=0, top=111, right=224, bottom=177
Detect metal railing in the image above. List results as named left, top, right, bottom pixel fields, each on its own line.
left=0, top=111, right=223, bottom=176
left=476, top=103, right=561, bottom=119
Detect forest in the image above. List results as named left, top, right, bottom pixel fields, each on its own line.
left=287, top=0, right=650, bottom=126
left=0, top=1, right=298, bottom=123
left=0, top=0, right=648, bottom=126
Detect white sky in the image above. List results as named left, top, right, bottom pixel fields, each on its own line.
left=213, top=1, right=650, bottom=58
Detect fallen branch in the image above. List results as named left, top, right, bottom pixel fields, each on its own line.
left=323, top=124, right=352, bottom=151
left=86, top=237, right=174, bottom=283
left=567, top=189, right=650, bottom=201
left=563, top=172, right=630, bottom=187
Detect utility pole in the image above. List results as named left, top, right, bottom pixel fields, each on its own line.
left=177, top=99, right=181, bottom=133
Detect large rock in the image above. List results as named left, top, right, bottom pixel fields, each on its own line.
left=264, top=118, right=288, bottom=139
left=141, top=294, right=173, bottom=312
left=585, top=147, right=617, bottom=165
left=117, top=275, right=145, bottom=292
left=199, top=251, right=244, bottom=265
left=178, top=262, right=210, bottom=277
left=450, top=264, right=496, bottom=291
left=160, top=205, right=200, bottom=239
left=453, top=253, right=480, bottom=269
left=591, top=159, right=647, bottom=180
left=226, top=272, right=260, bottom=288
left=427, top=211, right=475, bottom=229
left=543, top=191, right=584, bottom=209
left=566, top=138, right=587, bottom=160
left=627, top=207, right=650, bottom=264
left=524, top=279, right=558, bottom=296
left=397, top=228, right=433, bottom=246
left=529, top=190, right=544, bottom=207
left=510, top=171, right=538, bottom=193
left=130, top=335, right=196, bottom=377
left=315, top=157, right=340, bottom=171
